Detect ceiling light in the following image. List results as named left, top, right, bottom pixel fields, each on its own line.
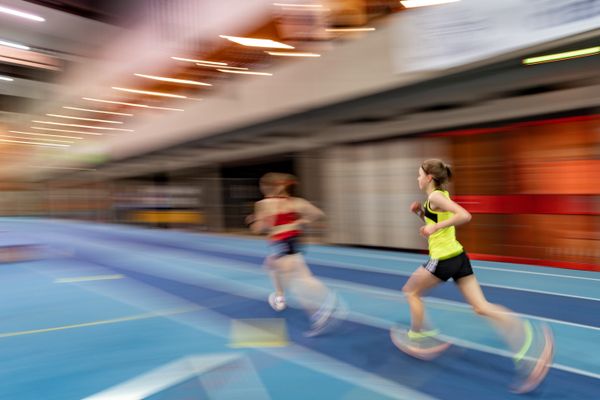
left=134, top=73, right=212, bottom=86
left=29, top=166, right=96, bottom=171
left=111, top=87, right=187, bottom=98
left=0, top=39, right=30, bottom=50
left=63, top=106, right=133, bottom=116
left=273, top=3, right=323, bottom=8
left=265, top=51, right=320, bottom=57
left=218, top=66, right=249, bottom=70
left=9, top=130, right=83, bottom=140
left=31, top=127, right=103, bottom=136
left=217, top=69, right=273, bottom=76
left=0, top=134, right=73, bottom=143
left=325, top=27, right=375, bottom=32
left=400, top=0, right=460, bottom=8
left=219, top=35, right=294, bottom=49
left=0, top=75, right=14, bottom=81
left=0, top=5, right=45, bottom=22
left=171, top=57, right=228, bottom=65
left=196, top=63, right=248, bottom=70
left=32, top=120, right=134, bottom=132
left=0, top=138, right=68, bottom=147
left=82, top=97, right=184, bottom=111
left=523, top=46, right=600, bottom=65
left=46, top=114, right=123, bottom=124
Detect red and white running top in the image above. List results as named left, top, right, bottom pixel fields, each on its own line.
left=252, top=196, right=324, bottom=241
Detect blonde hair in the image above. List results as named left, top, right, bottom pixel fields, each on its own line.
left=260, top=172, right=297, bottom=196
left=421, top=159, right=452, bottom=189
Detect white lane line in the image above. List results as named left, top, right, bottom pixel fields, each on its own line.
left=271, top=343, right=439, bottom=400
left=480, top=282, right=600, bottom=302
left=54, top=274, right=124, bottom=283
left=197, top=239, right=596, bottom=280
left=163, top=241, right=600, bottom=302
left=84, top=353, right=271, bottom=400
left=129, top=260, right=599, bottom=380
left=0, top=306, right=200, bottom=338
left=47, top=223, right=598, bottom=281
left=66, top=269, right=437, bottom=400
left=198, top=237, right=600, bottom=281
left=323, top=278, right=600, bottom=332
left=472, top=266, right=600, bottom=282
left=342, top=312, right=600, bottom=381
left=197, top=258, right=600, bottom=332
left=32, top=234, right=598, bottom=380
left=186, top=239, right=600, bottom=285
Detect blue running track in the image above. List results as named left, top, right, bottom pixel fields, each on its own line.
left=0, top=218, right=598, bottom=399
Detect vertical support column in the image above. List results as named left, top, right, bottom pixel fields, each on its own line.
left=296, top=150, right=326, bottom=242
left=198, top=166, right=225, bottom=232
left=296, top=150, right=324, bottom=205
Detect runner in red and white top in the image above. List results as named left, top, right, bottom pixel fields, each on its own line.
left=247, top=172, right=346, bottom=337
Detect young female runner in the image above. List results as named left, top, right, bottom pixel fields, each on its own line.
left=390, top=159, right=554, bottom=393
left=248, top=172, right=344, bottom=336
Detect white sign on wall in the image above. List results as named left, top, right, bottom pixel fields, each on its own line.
left=395, top=0, right=600, bottom=72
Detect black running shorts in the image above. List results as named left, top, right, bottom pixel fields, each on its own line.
left=422, top=252, right=474, bottom=282
left=269, top=236, right=302, bottom=258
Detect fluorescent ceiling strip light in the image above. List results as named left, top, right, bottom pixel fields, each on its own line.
left=217, top=65, right=248, bottom=70
left=325, top=27, right=375, bottom=32
left=134, top=73, right=212, bottom=86
left=0, top=75, right=14, bottom=81
left=46, top=114, right=123, bottom=124
left=29, top=166, right=96, bottom=171
left=63, top=106, right=133, bottom=116
left=0, top=134, right=73, bottom=143
left=31, top=126, right=103, bottom=136
left=0, top=6, right=45, bottom=21
left=265, top=51, right=320, bottom=57
left=32, top=120, right=133, bottom=132
left=219, top=35, right=294, bottom=49
left=171, top=57, right=228, bottom=65
left=0, top=39, right=30, bottom=50
left=523, top=46, right=600, bottom=65
left=217, top=69, right=272, bottom=76
left=273, top=3, right=323, bottom=8
left=82, top=97, right=184, bottom=111
left=400, top=0, right=460, bottom=8
left=196, top=63, right=248, bottom=70
left=0, top=138, right=68, bottom=147
left=9, top=130, right=83, bottom=140
left=111, top=87, right=187, bottom=98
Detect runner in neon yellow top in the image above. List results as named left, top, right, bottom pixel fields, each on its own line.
left=423, top=189, right=463, bottom=260
left=390, top=159, right=554, bottom=394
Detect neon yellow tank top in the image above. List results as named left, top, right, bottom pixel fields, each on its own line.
left=423, top=190, right=464, bottom=260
